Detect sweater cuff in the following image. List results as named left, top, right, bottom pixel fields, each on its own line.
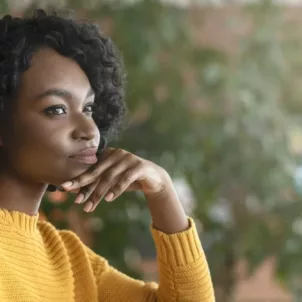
left=151, top=217, right=204, bottom=267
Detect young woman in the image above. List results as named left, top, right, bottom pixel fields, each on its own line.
left=0, top=9, right=215, bottom=301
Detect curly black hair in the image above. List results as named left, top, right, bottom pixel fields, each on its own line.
left=0, top=8, right=126, bottom=150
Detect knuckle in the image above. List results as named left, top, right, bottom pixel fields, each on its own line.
left=122, top=173, right=132, bottom=183
left=103, top=172, right=114, bottom=183
left=72, top=179, right=81, bottom=186
left=90, top=168, right=100, bottom=179
left=137, top=160, right=145, bottom=168
left=125, top=152, right=134, bottom=160
left=117, top=148, right=127, bottom=156
left=112, top=183, right=123, bottom=194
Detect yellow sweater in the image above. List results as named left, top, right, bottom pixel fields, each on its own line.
left=0, top=208, right=215, bottom=301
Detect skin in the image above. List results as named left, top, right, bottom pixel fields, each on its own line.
left=0, top=48, right=188, bottom=234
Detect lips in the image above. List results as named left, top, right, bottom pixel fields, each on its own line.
left=69, top=148, right=98, bottom=164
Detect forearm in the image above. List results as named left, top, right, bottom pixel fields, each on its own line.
left=151, top=218, right=216, bottom=301
left=145, top=171, right=189, bottom=234
left=93, top=218, right=215, bottom=302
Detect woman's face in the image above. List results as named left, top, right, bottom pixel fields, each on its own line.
left=1, top=48, right=100, bottom=186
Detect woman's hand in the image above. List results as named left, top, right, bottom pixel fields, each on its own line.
left=60, top=147, right=189, bottom=234
left=60, top=148, right=172, bottom=213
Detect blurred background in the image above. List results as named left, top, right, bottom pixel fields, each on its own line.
left=4, top=0, right=302, bottom=301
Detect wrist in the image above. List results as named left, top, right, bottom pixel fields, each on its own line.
left=145, top=180, right=189, bottom=234
left=145, top=168, right=175, bottom=197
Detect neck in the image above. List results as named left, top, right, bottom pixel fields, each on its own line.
left=0, top=173, right=47, bottom=216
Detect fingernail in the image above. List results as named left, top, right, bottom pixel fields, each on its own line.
left=105, top=192, right=114, bottom=202
left=83, top=201, right=93, bottom=212
left=61, top=181, right=73, bottom=188
left=74, top=193, right=85, bottom=204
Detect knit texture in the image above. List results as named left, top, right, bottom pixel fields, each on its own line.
left=0, top=208, right=215, bottom=301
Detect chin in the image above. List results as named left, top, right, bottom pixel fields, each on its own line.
left=48, top=163, right=92, bottom=186
left=66, top=167, right=90, bottom=180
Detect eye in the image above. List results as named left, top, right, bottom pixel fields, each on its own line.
left=84, top=103, right=96, bottom=114
left=44, top=105, right=67, bottom=116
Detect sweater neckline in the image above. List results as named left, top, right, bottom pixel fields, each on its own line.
left=0, top=208, right=39, bottom=234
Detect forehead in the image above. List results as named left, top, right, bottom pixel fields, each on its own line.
left=17, top=48, right=92, bottom=100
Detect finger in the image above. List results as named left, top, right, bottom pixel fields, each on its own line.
left=87, top=186, right=111, bottom=212
left=125, top=182, right=142, bottom=191
left=104, top=162, right=143, bottom=202
left=61, top=148, right=125, bottom=191
left=83, top=200, right=94, bottom=213
left=58, top=187, right=79, bottom=193
left=67, top=148, right=116, bottom=191
left=74, top=181, right=99, bottom=204
left=87, top=156, right=137, bottom=212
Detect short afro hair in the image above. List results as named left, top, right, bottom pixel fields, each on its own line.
left=0, top=8, right=126, bottom=149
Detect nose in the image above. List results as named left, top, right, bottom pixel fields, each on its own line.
left=71, top=114, right=99, bottom=142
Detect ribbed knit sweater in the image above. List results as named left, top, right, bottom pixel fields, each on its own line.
left=0, top=208, right=215, bottom=301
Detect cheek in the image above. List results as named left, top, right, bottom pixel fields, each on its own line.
left=15, top=121, right=65, bottom=156
left=5, top=114, right=101, bottom=183
left=6, top=121, right=68, bottom=177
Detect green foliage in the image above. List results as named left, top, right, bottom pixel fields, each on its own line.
left=0, top=0, right=8, bottom=14
left=6, top=0, right=302, bottom=300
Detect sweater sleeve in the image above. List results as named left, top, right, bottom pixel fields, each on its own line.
left=86, top=217, right=215, bottom=302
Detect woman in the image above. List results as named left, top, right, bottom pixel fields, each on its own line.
left=0, top=9, right=215, bottom=302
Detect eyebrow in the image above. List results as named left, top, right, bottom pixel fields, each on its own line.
left=34, top=87, right=95, bottom=101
